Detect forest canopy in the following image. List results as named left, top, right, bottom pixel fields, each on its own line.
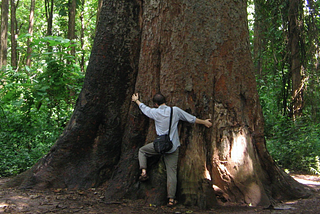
left=0, top=0, right=319, bottom=178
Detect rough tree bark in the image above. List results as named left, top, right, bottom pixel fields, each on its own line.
left=6, top=0, right=311, bottom=209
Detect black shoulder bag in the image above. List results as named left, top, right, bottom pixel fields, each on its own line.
left=153, top=107, right=173, bottom=154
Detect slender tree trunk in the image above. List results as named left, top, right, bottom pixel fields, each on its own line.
left=10, top=0, right=18, bottom=69
left=6, top=0, right=312, bottom=209
left=288, top=0, right=304, bottom=119
left=45, top=0, right=54, bottom=57
left=253, top=0, right=265, bottom=77
left=68, top=0, right=76, bottom=56
left=45, top=0, right=53, bottom=36
left=306, top=0, right=320, bottom=119
left=0, top=0, right=9, bottom=68
left=26, top=0, right=35, bottom=67
left=79, top=0, right=85, bottom=72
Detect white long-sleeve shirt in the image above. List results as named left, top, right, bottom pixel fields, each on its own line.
left=139, top=103, right=196, bottom=153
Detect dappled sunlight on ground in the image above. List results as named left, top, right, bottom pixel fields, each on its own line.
left=292, top=174, right=320, bottom=189
left=0, top=174, right=319, bottom=213
left=274, top=174, right=320, bottom=211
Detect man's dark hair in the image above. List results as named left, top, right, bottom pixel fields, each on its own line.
left=153, top=93, right=166, bottom=105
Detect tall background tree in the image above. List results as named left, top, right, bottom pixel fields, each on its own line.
left=0, top=0, right=9, bottom=68
left=26, top=0, right=35, bottom=67
left=288, top=0, right=305, bottom=119
left=45, top=0, right=54, bottom=36
left=79, top=0, right=85, bottom=72
left=4, top=0, right=312, bottom=209
left=68, top=0, right=76, bottom=56
left=10, top=0, right=18, bottom=69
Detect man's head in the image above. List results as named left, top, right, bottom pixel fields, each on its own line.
left=153, top=93, right=166, bottom=106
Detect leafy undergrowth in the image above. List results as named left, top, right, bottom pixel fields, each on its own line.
left=0, top=175, right=319, bottom=213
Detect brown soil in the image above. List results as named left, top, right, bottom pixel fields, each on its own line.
left=0, top=174, right=319, bottom=213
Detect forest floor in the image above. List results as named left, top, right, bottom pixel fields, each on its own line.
left=0, top=174, right=319, bottom=214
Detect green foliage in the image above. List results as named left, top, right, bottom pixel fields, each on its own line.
left=253, top=0, right=320, bottom=174
left=265, top=116, right=320, bottom=174
left=258, top=63, right=320, bottom=174
left=7, top=0, right=98, bottom=72
left=1, top=0, right=98, bottom=177
left=0, top=109, right=61, bottom=176
left=0, top=37, right=84, bottom=177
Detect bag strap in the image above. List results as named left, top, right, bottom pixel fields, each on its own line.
left=168, top=107, right=173, bottom=136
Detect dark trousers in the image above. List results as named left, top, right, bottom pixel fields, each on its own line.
left=138, top=143, right=179, bottom=199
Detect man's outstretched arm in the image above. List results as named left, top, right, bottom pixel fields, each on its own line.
left=195, top=118, right=212, bottom=128
left=132, top=93, right=142, bottom=106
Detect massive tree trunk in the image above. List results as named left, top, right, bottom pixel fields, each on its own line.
left=6, top=0, right=311, bottom=209
left=7, top=0, right=141, bottom=189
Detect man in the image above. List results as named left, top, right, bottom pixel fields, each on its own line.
left=132, top=93, right=212, bottom=207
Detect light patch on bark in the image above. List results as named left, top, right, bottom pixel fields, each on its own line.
left=212, top=125, right=270, bottom=206
left=80, top=90, right=88, bottom=106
